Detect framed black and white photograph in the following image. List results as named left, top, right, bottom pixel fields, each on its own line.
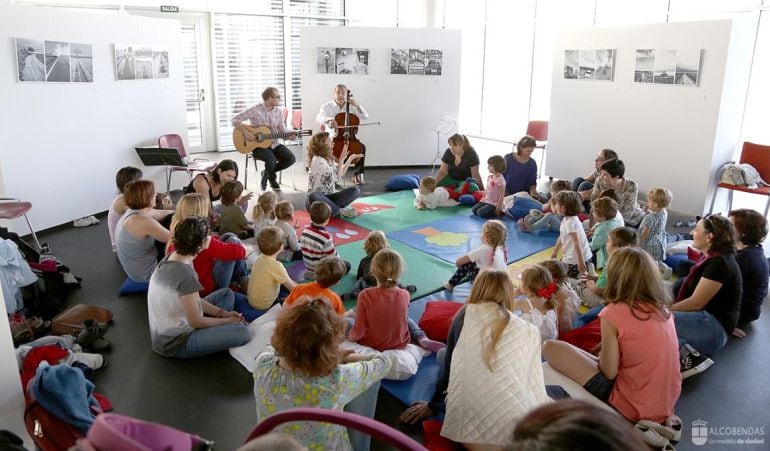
left=426, top=49, right=443, bottom=76
left=390, top=48, right=408, bottom=74
left=653, top=49, right=676, bottom=84
left=578, top=49, right=594, bottom=79
left=45, top=41, right=71, bottom=82
left=153, top=46, right=169, bottom=79
left=135, top=46, right=153, bottom=79
left=594, top=49, right=615, bottom=81
left=15, top=38, right=45, bottom=82
left=70, top=43, right=93, bottom=83
left=115, top=44, right=136, bottom=80
left=675, top=49, right=701, bottom=86
left=563, top=50, right=579, bottom=79
left=634, top=49, right=654, bottom=83
left=353, top=48, right=369, bottom=75
left=335, top=47, right=355, bottom=74
left=316, top=47, right=335, bottom=74
left=408, top=49, right=426, bottom=75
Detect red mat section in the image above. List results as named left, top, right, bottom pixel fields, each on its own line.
left=292, top=210, right=370, bottom=246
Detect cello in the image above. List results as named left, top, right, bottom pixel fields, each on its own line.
left=332, top=89, right=363, bottom=160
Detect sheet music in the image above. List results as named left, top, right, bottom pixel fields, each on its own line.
left=432, top=116, right=457, bottom=135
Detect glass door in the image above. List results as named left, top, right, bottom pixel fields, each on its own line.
left=181, top=19, right=212, bottom=153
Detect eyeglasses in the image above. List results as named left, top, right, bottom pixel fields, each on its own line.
left=272, top=95, right=281, bottom=99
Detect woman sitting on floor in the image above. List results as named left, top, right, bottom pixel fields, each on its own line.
left=148, top=216, right=249, bottom=358
left=434, top=133, right=484, bottom=190
left=502, top=135, right=539, bottom=197
left=166, top=193, right=253, bottom=297
left=306, top=132, right=362, bottom=217
left=728, top=209, right=769, bottom=338
left=671, top=215, right=742, bottom=364
left=573, top=148, right=618, bottom=195
left=589, top=158, right=645, bottom=227
left=184, top=159, right=252, bottom=214
left=253, top=297, right=391, bottom=451
left=542, top=247, right=681, bottom=424
left=115, top=180, right=170, bottom=283
left=401, top=270, right=549, bottom=450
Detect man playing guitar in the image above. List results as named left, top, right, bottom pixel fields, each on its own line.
left=232, top=87, right=296, bottom=191
left=315, top=84, right=369, bottom=185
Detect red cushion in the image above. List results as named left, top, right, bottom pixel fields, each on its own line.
left=422, top=420, right=462, bottom=451
left=418, top=302, right=464, bottom=342
left=559, top=319, right=601, bottom=352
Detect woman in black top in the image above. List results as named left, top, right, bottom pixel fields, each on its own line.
left=434, top=134, right=484, bottom=190
left=671, top=214, right=742, bottom=356
left=729, top=209, right=769, bottom=338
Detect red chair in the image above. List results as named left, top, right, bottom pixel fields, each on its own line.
left=709, top=142, right=770, bottom=216
left=158, top=134, right=217, bottom=192
left=526, top=120, right=549, bottom=177
left=0, top=198, right=42, bottom=251
left=244, top=407, right=426, bottom=451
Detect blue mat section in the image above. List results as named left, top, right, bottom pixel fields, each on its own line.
left=380, top=283, right=471, bottom=407
left=386, top=214, right=558, bottom=265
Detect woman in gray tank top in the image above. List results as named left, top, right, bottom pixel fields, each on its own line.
left=115, top=180, right=170, bottom=283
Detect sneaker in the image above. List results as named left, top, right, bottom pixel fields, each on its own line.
left=260, top=170, right=268, bottom=191
left=340, top=206, right=358, bottom=218
left=680, top=344, right=714, bottom=379
left=684, top=219, right=697, bottom=227
left=634, top=422, right=672, bottom=448
left=74, top=352, right=106, bottom=370
left=673, top=219, right=685, bottom=227
left=270, top=181, right=281, bottom=191
left=586, top=263, right=598, bottom=278
left=73, top=217, right=92, bottom=227
left=85, top=215, right=100, bottom=225
left=405, top=284, right=417, bottom=293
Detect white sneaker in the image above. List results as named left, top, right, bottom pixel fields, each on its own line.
left=340, top=206, right=358, bottom=218
left=73, top=218, right=92, bottom=227
left=74, top=352, right=105, bottom=370
left=86, top=215, right=100, bottom=225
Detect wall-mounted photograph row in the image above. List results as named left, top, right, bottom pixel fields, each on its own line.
left=314, top=47, right=444, bottom=76
left=16, top=38, right=93, bottom=83
left=563, top=49, right=615, bottom=81
left=563, top=47, right=703, bottom=86
left=115, top=44, right=169, bottom=81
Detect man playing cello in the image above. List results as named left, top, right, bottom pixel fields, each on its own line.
left=232, top=87, right=296, bottom=191
left=315, top=84, right=370, bottom=185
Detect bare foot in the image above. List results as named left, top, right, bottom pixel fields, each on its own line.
left=444, top=283, right=454, bottom=293
left=517, top=218, right=527, bottom=232
left=732, top=327, right=747, bottom=338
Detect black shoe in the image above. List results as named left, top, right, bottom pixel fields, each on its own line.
left=680, top=344, right=713, bottom=379
left=270, top=181, right=281, bottom=191
left=77, top=319, right=111, bottom=351
left=260, top=170, right=268, bottom=191
left=405, top=284, right=417, bottom=293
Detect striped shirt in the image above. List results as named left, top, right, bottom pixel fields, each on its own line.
left=300, top=223, right=335, bottom=274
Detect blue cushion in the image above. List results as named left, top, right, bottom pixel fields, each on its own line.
left=507, top=197, right=542, bottom=220
left=385, top=174, right=421, bottom=191
left=118, top=278, right=149, bottom=296
left=457, top=194, right=477, bottom=206
left=664, top=253, right=690, bottom=271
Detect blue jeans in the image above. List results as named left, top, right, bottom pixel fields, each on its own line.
left=212, top=233, right=248, bottom=290
left=530, top=213, right=562, bottom=232
left=343, top=380, right=381, bottom=451
left=571, top=177, right=594, bottom=193
left=674, top=310, right=728, bottom=355
left=174, top=288, right=250, bottom=359
left=233, top=291, right=269, bottom=322
left=472, top=202, right=497, bottom=218
left=251, top=144, right=296, bottom=184
left=307, top=187, right=360, bottom=217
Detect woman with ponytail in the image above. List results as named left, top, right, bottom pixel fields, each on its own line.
left=434, top=133, right=484, bottom=190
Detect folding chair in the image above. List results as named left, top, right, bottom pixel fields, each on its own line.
left=158, top=134, right=217, bottom=192
left=709, top=142, right=770, bottom=216
left=0, top=197, right=42, bottom=251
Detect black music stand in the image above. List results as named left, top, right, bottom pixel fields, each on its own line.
left=135, top=146, right=186, bottom=192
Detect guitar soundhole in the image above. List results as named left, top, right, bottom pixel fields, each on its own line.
left=256, top=134, right=264, bottom=141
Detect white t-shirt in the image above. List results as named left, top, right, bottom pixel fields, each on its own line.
left=467, top=244, right=506, bottom=270
left=614, top=210, right=625, bottom=227
left=559, top=216, right=593, bottom=265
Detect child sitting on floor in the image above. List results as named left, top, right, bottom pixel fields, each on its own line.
left=540, top=259, right=581, bottom=335
left=245, top=227, right=297, bottom=317
left=350, top=231, right=416, bottom=299
left=300, top=201, right=351, bottom=280
left=640, top=187, right=672, bottom=269
left=589, top=196, right=623, bottom=271
left=513, top=265, right=559, bottom=342
left=252, top=191, right=277, bottom=236
left=283, top=256, right=347, bottom=315
left=348, top=249, right=445, bottom=353
left=414, top=176, right=460, bottom=210
left=219, top=180, right=254, bottom=239
left=520, top=179, right=570, bottom=233
left=274, top=201, right=302, bottom=262
left=472, top=155, right=507, bottom=218
left=550, top=191, right=592, bottom=278
left=444, top=219, right=508, bottom=292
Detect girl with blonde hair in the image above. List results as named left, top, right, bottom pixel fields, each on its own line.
left=251, top=191, right=277, bottom=235
left=167, top=193, right=253, bottom=298
left=513, top=265, right=560, bottom=341
left=401, top=269, right=550, bottom=450
left=445, top=219, right=508, bottom=292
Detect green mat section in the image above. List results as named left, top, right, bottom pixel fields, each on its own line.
left=347, top=191, right=469, bottom=232
left=333, top=239, right=457, bottom=310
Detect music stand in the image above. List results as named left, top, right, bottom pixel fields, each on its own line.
left=430, top=116, right=457, bottom=174
left=135, top=146, right=187, bottom=192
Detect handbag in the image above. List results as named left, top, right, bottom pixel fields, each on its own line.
left=51, top=304, right=113, bottom=336
left=24, top=398, right=83, bottom=451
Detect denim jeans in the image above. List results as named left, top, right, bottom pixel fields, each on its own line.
left=674, top=310, right=728, bottom=355
left=174, top=288, right=250, bottom=358
left=233, top=291, right=268, bottom=322
left=530, top=213, right=562, bottom=232
left=211, top=233, right=248, bottom=290
left=472, top=202, right=497, bottom=218
left=251, top=144, right=296, bottom=183
left=571, top=177, right=594, bottom=193
left=343, top=380, right=381, bottom=451
left=307, top=187, right=361, bottom=217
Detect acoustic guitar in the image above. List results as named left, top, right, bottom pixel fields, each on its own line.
left=233, top=125, right=312, bottom=154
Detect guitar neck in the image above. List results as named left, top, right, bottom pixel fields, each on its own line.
left=259, top=131, right=294, bottom=140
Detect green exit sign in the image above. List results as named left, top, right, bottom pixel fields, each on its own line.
left=160, top=5, right=179, bottom=12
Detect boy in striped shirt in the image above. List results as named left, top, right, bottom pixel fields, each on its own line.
left=300, top=201, right=351, bottom=280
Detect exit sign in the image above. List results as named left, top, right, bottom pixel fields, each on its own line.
left=160, top=5, right=179, bottom=12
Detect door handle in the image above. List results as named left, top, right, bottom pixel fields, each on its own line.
left=198, top=88, right=205, bottom=102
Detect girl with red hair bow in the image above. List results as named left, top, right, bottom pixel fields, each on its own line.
left=513, top=265, right=560, bottom=342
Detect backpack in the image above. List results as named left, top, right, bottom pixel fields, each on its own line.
left=24, top=397, right=83, bottom=451
left=720, top=162, right=770, bottom=189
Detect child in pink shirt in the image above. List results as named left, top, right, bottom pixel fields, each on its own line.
left=472, top=155, right=507, bottom=219
left=348, top=249, right=444, bottom=353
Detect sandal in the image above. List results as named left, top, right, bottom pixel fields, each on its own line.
left=635, top=421, right=673, bottom=449
left=637, top=419, right=681, bottom=443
